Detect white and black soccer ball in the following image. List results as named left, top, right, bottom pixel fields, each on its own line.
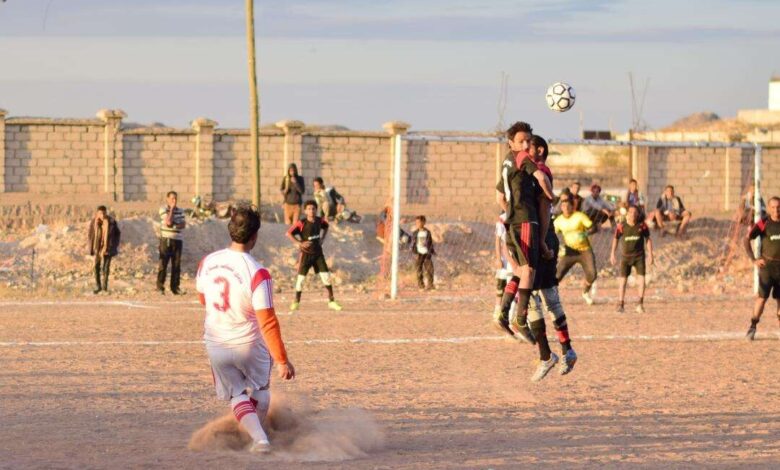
left=545, top=82, right=576, bottom=112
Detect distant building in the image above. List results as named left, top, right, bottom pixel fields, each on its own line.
left=770, top=76, right=780, bottom=111
left=737, top=77, right=780, bottom=126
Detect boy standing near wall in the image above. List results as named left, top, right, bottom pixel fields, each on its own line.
left=610, top=205, right=654, bottom=313
left=157, top=191, right=186, bottom=295
left=411, top=215, right=435, bottom=290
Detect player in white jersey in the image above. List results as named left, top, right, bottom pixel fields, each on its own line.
left=196, top=204, right=295, bottom=454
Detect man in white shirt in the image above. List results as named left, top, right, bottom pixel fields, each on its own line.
left=196, top=203, right=295, bottom=454
left=582, top=184, right=615, bottom=232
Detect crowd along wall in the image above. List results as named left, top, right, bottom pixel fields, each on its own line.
left=2, top=108, right=778, bottom=221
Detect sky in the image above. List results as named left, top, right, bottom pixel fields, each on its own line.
left=0, top=0, right=778, bottom=138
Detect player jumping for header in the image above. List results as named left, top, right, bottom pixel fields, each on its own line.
left=196, top=203, right=295, bottom=454
left=744, top=196, right=780, bottom=340
left=494, top=121, right=554, bottom=346
left=610, top=205, right=654, bottom=313
left=286, top=200, right=342, bottom=312
left=526, top=135, right=577, bottom=380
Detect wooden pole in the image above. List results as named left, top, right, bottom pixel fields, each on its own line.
left=246, top=0, right=261, bottom=206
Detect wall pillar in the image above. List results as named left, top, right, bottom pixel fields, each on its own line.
left=192, top=117, right=218, bottom=200
left=97, top=109, right=126, bottom=202
left=0, top=108, right=6, bottom=193
left=631, top=144, right=650, bottom=199
left=383, top=121, right=411, bottom=194
left=275, top=120, right=304, bottom=173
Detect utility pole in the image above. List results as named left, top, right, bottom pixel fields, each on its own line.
left=246, top=0, right=261, bottom=206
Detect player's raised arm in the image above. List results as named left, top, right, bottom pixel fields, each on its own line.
left=533, top=169, right=554, bottom=201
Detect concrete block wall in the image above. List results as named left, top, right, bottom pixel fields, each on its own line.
left=122, top=129, right=197, bottom=202
left=3, top=119, right=106, bottom=194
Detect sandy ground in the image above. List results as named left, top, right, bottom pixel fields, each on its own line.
left=1, top=288, right=780, bottom=469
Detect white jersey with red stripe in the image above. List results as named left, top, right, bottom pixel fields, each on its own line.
left=196, top=248, right=274, bottom=345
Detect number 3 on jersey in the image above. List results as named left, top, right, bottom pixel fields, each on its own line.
left=213, top=276, right=230, bottom=312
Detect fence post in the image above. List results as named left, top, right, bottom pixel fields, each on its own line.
left=275, top=120, right=305, bottom=173
left=97, top=109, right=126, bottom=202
left=724, top=147, right=731, bottom=211
left=383, top=121, right=410, bottom=195
left=192, top=117, right=218, bottom=201
left=0, top=108, right=6, bottom=193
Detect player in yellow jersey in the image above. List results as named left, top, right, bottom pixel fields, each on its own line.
left=553, top=200, right=597, bottom=305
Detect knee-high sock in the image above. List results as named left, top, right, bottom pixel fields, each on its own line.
left=530, top=319, right=551, bottom=361
left=499, top=276, right=520, bottom=319
left=232, top=394, right=268, bottom=443
left=514, top=288, right=532, bottom=325
left=553, top=316, right=572, bottom=353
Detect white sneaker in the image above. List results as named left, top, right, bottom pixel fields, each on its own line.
left=635, top=304, right=646, bottom=314
left=250, top=439, right=271, bottom=454
left=559, top=349, right=577, bottom=375
left=582, top=291, right=594, bottom=305
left=531, top=352, right=559, bottom=382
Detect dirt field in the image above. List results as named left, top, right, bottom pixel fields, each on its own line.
left=1, top=287, right=780, bottom=469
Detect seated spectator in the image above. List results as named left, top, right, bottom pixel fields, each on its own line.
left=625, top=179, right=647, bottom=215
left=569, top=181, right=583, bottom=212
left=582, top=184, right=615, bottom=232
left=313, top=177, right=362, bottom=224
left=651, top=185, right=692, bottom=236
left=738, top=186, right=765, bottom=226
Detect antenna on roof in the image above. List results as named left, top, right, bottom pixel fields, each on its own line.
left=629, top=72, right=650, bottom=131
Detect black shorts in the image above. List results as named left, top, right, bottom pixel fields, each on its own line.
left=758, top=261, right=780, bottom=299
left=298, top=252, right=329, bottom=276
left=620, top=256, right=646, bottom=277
left=507, top=222, right=539, bottom=270
left=533, top=226, right=559, bottom=290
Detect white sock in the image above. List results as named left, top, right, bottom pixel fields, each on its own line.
left=231, top=394, right=268, bottom=443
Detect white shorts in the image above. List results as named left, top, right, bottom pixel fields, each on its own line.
left=206, top=340, right=272, bottom=401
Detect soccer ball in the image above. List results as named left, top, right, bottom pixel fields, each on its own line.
left=545, top=82, right=576, bottom=112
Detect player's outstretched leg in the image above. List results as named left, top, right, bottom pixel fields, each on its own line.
left=493, top=276, right=507, bottom=319
left=231, top=393, right=270, bottom=453
left=539, top=287, right=577, bottom=375
left=512, top=288, right=536, bottom=344
left=528, top=304, right=556, bottom=382
left=495, top=276, right=520, bottom=338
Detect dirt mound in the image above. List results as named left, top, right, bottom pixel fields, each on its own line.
left=0, top=214, right=752, bottom=297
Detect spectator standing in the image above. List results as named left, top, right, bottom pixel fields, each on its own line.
left=739, top=186, right=766, bottom=226
left=411, top=215, right=435, bottom=290
left=569, top=182, right=583, bottom=211
left=651, top=185, right=693, bottom=236
left=280, top=163, right=305, bottom=225
left=582, top=184, right=615, bottom=232
left=157, top=191, right=186, bottom=295
left=88, top=205, right=120, bottom=294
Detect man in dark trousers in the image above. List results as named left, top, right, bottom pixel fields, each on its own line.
left=88, top=205, right=120, bottom=294
left=280, top=163, right=305, bottom=225
left=411, top=215, right=435, bottom=290
left=157, top=191, right=186, bottom=295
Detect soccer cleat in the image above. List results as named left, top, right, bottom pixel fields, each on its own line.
left=289, top=301, right=300, bottom=312
left=636, top=304, right=646, bottom=314
left=249, top=439, right=271, bottom=454
left=93, top=288, right=102, bottom=295
left=531, top=352, right=559, bottom=382
left=616, top=304, right=625, bottom=313
left=582, top=291, right=594, bottom=305
left=559, top=349, right=577, bottom=375
left=328, top=300, right=343, bottom=311
left=746, top=325, right=756, bottom=341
